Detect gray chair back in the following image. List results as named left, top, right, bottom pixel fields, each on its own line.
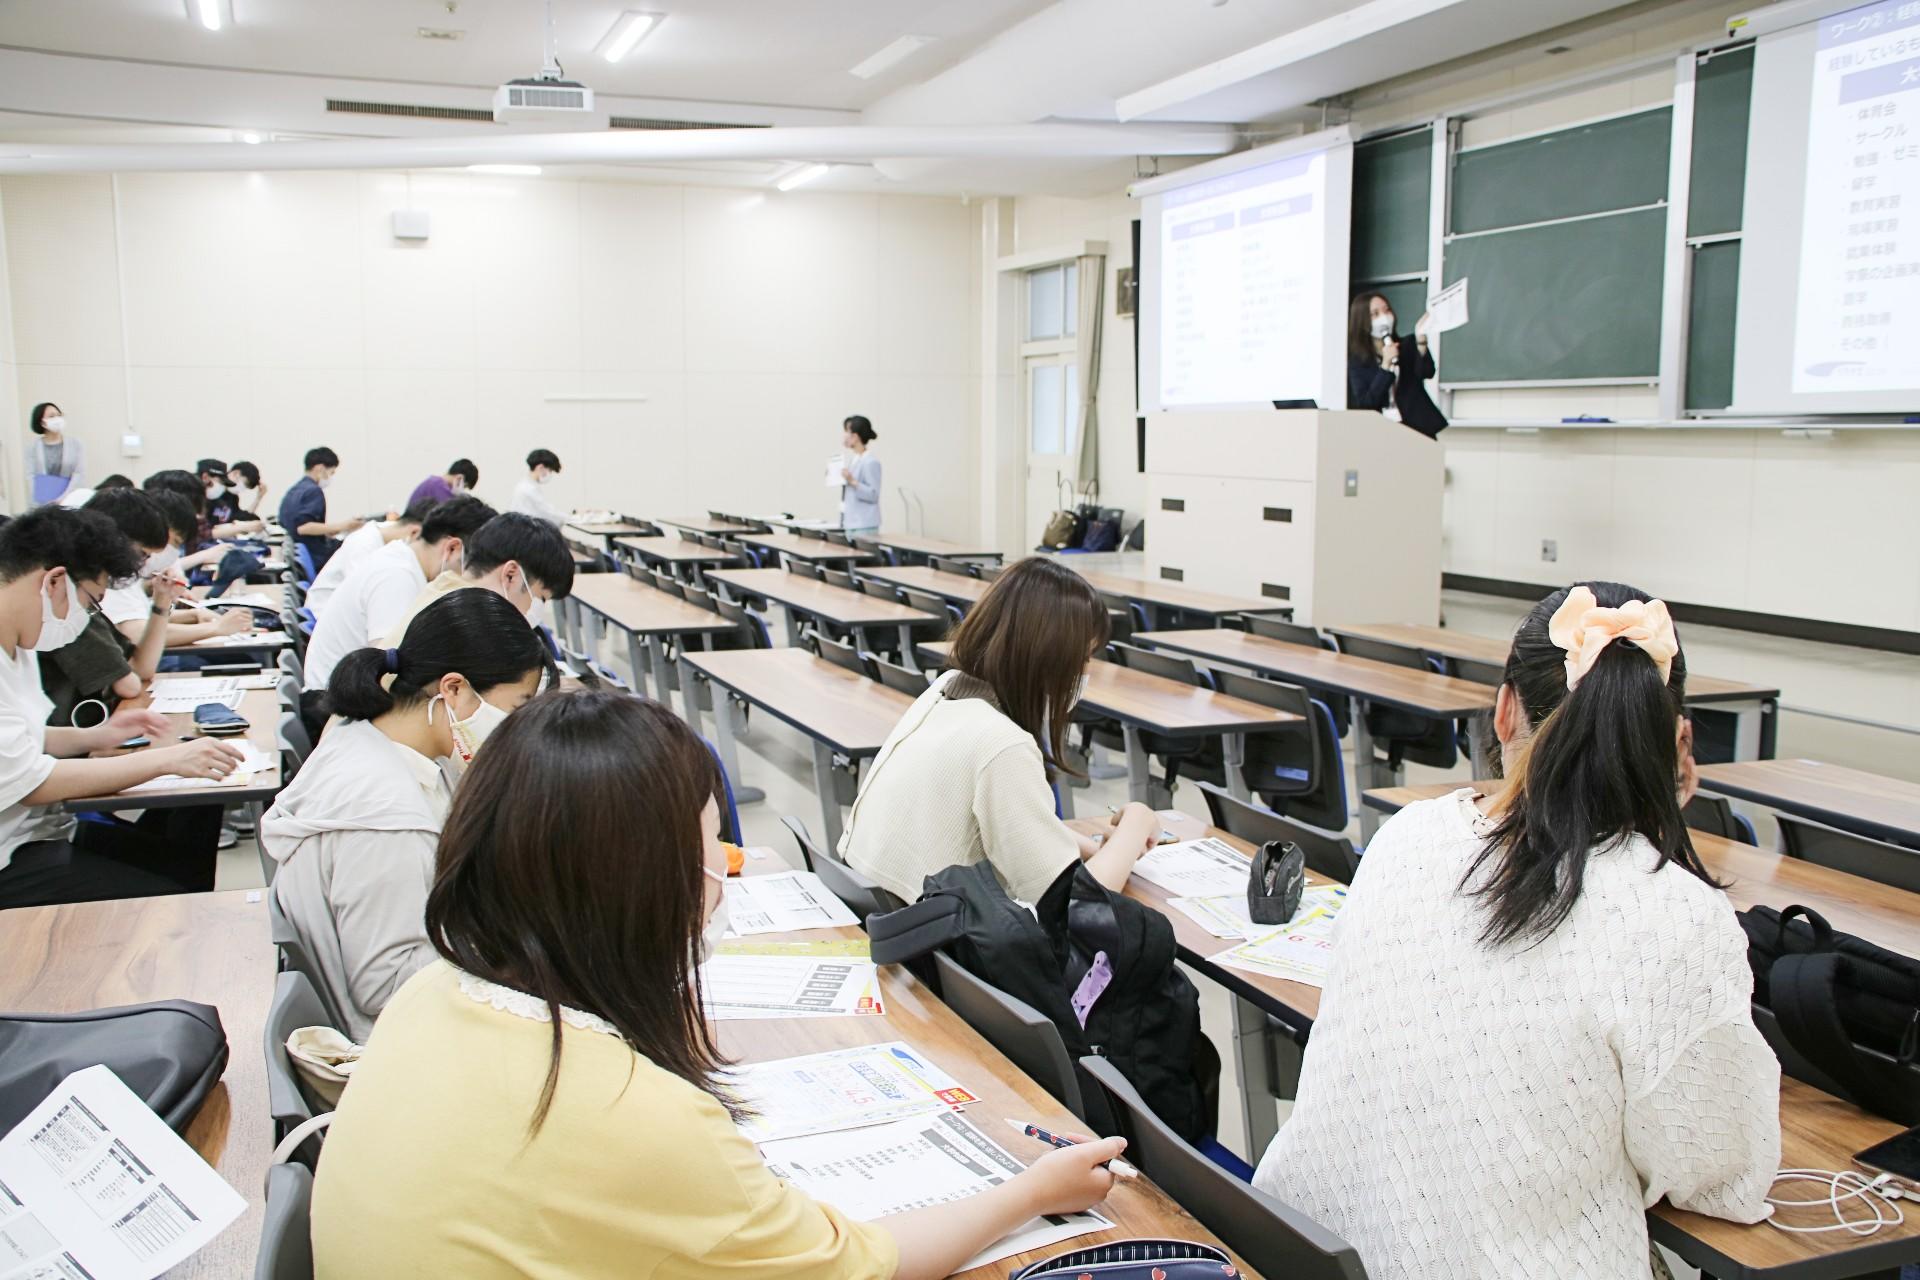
left=277, top=712, right=313, bottom=775
left=810, top=632, right=877, bottom=681
left=1332, top=632, right=1427, bottom=671
left=264, top=970, right=334, bottom=1167
left=1080, top=1056, right=1369, bottom=1279
left=254, top=1162, right=315, bottom=1280
left=933, top=952, right=1091, bottom=1123
left=902, top=588, right=964, bottom=627
left=778, top=816, right=904, bottom=919
left=785, top=559, right=826, bottom=580
left=1112, top=641, right=1202, bottom=687
left=1242, top=615, right=1326, bottom=648
left=277, top=673, right=301, bottom=713
left=873, top=657, right=930, bottom=696
left=857, top=578, right=902, bottom=601
left=1777, top=814, right=1920, bottom=892
left=1196, top=781, right=1360, bottom=881
left=1450, top=655, right=1506, bottom=686
left=929, top=556, right=982, bottom=577
left=824, top=530, right=855, bottom=546
left=1682, top=793, right=1757, bottom=846
left=651, top=572, right=686, bottom=600
left=821, top=568, right=858, bottom=591
left=277, top=648, right=302, bottom=682
left=268, top=889, right=349, bottom=1029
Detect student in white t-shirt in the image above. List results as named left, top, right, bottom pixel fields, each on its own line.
left=0, top=506, right=247, bottom=910
left=306, top=499, right=435, bottom=617
left=509, top=449, right=566, bottom=527
left=34, top=489, right=175, bottom=722
left=299, top=496, right=495, bottom=738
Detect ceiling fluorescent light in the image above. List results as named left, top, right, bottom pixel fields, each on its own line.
left=776, top=163, right=830, bottom=192
left=849, top=34, right=937, bottom=80
left=468, top=164, right=542, bottom=176
left=237, top=130, right=261, bottom=144
left=187, top=0, right=225, bottom=31
left=598, top=12, right=662, bottom=62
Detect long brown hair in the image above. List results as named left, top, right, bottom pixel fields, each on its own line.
left=425, top=690, right=733, bottom=1131
left=947, top=556, right=1109, bottom=780
left=1348, top=292, right=1388, bottom=365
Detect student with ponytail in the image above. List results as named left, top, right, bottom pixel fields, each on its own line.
left=261, top=589, right=550, bottom=1040
left=1254, top=582, right=1780, bottom=1279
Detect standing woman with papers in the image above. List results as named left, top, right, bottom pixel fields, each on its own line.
left=24, top=403, right=85, bottom=505
left=839, top=414, right=883, bottom=533
left=313, top=691, right=1126, bottom=1280
left=1345, top=294, right=1446, bottom=438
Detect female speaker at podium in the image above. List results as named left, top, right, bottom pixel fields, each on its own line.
left=1347, top=293, right=1447, bottom=439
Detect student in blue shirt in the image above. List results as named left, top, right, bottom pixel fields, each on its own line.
left=839, top=415, right=882, bottom=533
left=280, top=446, right=364, bottom=575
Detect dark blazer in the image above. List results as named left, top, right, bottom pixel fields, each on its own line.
left=1348, top=336, right=1447, bottom=438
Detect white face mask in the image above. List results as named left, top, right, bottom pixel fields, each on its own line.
left=429, top=689, right=510, bottom=776
left=205, top=483, right=226, bottom=500
left=31, top=575, right=92, bottom=652
left=699, top=863, right=730, bottom=964
left=42, top=416, right=65, bottom=433
left=525, top=596, right=550, bottom=630
left=142, top=546, right=181, bottom=578
left=534, top=470, right=552, bottom=486
left=316, top=471, right=334, bottom=491
left=1371, top=314, right=1395, bottom=340
left=235, top=484, right=257, bottom=504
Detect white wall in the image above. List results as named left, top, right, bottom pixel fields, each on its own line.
left=0, top=171, right=979, bottom=539
left=0, top=184, right=16, bottom=501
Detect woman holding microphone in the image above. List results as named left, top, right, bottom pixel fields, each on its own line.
left=1347, top=294, right=1447, bottom=438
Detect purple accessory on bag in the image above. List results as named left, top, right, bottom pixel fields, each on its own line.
left=1070, top=951, right=1113, bottom=1029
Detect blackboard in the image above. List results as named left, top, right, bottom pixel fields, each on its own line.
left=1352, top=127, right=1432, bottom=280
left=1452, top=108, right=1672, bottom=235
left=1688, top=46, right=1753, bottom=239
left=1686, top=240, right=1740, bottom=410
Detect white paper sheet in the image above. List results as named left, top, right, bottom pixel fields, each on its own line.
left=1215, top=902, right=1342, bottom=986
left=823, top=455, right=845, bottom=489
left=202, top=593, right=278, bottom=610
left=759, top=1112, right=1109, bottom=1270
left=1427, top=277, right=1469, bottom=334
left=144, top=691, right=241, bottom=715
left=723, top=871, right=860, bottom=936
left=1129, top=837, right=1251, bottom=898
left=1169, top=883, right=1348, bottom=941
left=119, top=742, right=276, bottom=795
left=700, top=955, right=884, bottom=1020
left=731, top=1042, right=980, bottom=1143
left=0, top=1066, right=245, bottom=1280
left=190, top=631, right=281, bottom=648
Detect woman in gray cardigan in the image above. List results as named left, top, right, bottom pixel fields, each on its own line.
left=25, top=403, right=85, bottom=504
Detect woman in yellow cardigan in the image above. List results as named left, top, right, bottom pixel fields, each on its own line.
left=312, top=690, right=1125, bottom=1279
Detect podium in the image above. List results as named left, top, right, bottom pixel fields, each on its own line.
left=1144, top=409, right=1443, bottom=627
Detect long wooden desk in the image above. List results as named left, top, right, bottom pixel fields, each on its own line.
left=916, top=644, right=1302, bottom=810
left=67, top=686, right=283, bottom=813
left=564, top=518, right=654, bottom=545
left=651, top=515, right=765, bottom=536
left=613, top=533, right=744, bottom=572
left=740, top=532, right=878, bottom=568
left=1699, top=759, right=1920, bottom=851
left=0, top=891, right=273, bottom=1278
left=1329, top=621, right=1781, bottom=759
left=1069, top=566, right=1272, bottom=626
left=1135, top=629, right=1496, bottom=837
left=682, top=649, right=914, bottom=849
left=867, top=532, right=1004, bottom=564
left=562, top=572, right=740, bottom=716
left=707, top=568, right=939, bottom=654
left=165, top=626, right=292, bottom=658
left=858, top=564, right=992, bottom=608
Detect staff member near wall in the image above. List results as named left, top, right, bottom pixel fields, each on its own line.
left=24, top=403, right=86, bottom=505
left=839, top=414, right=883, bottom=533
left=1347, top=294, right=1447, bottom=439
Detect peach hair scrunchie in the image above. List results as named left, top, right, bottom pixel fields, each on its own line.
left=1546, top=585, right=1678, bottom=691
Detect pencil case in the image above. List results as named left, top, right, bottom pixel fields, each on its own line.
left=1009, top=1238, right=1240, bottom=1278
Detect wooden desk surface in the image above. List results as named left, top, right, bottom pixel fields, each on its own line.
left=66, top=686, right=283, bottom=811
left=706, top=569, right=939, bottom=628
left=858, top=565, right=992, bottom=605
left=1137, top=630, right=1496, bottom=718
left=613, top=534, right=744, bottom=566
left=715, top=908, right=1254, bottom=1279
left=166, top=627, right=292, bottom=656
left=565, top=520, right=652, bottom=538
left=567, top=572, right=741, bottom=638
left=0, top=890, right=274, bottom=1278
left=1329, top=623, right=1781, bottom=705
left=683, top=649, right=913, bottom=756
left=652, top=516, right=764, bottom=535
left=1699, top=758, right=1920, bottom=847
left=870, top=533, right=1003, bottom=560
left=1362, top=780, right=1920, bottom=957
left=1069, top=567, right=1271, bottom=619
left=740, top=533, right=877, bottom=565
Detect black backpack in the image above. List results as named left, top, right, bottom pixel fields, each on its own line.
left=1741, top=904, right=1920, bottom=1123
left=869, top=861, right=1220, bottom=1143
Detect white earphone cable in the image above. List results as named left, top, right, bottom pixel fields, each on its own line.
left=1766, top=1169, right=1905, bottom=1236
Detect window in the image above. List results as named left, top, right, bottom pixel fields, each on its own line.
left=1025, top=262, right=1079, bottom=341
left=1028, top=357, right=1078, bottom=456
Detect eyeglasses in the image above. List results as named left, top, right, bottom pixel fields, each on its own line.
left=76, top=583, right=104, bottom=618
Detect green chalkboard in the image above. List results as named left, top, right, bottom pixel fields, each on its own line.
left=1440, top=207, right=1667, bottom=382
left=1452, top=108, right=1672, bottom=235
left=1352, top=127, right=1432, bottom=280
left=1688, top=46, right=1754, bottom=238
left=1685, top=239, right=1740, bottom=410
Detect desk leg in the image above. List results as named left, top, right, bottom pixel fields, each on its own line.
left=1353, top=698, right=1382, bottom=843
left=781, top=605, right=803, bottom=648
left=707, top=682, right=764, bottom=806
left=811, top=739, right=844, bottom=851
left=1232, top=995, right=1282, bottom=1158
left=647, top=640, right=675, bottom=713
left=676, top=653, right=703, bottom=728
left=1730, top=700, right=1768, bottom=762
left=1223, top=733, right=1251, bottom=802
left=582, top=608, right=604, bottom=663
left=624, top=631, right=650, bottom=698
left=898, top=626, right=917, bottom=672
left=1468, top=712, right=1493, bottom=778
left=1122, top=725, right=1152, bottom=805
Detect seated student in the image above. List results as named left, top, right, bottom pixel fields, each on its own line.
left=306, top=498, right=434, bottom=617
left=839, top=557, right=1159, bottom=905
left=262, top=590, right=548, bottom=1041
left=379, top=511, right=574, bottom=646
left=312, top=690, right=1124, bottom=1277
left=195, top=458, right=266, bottom=540
left=38, top=489, right=174, bottom=723
left=227, top=460, right=267, bottom=515
left=132, top=491, right=253, bottom=654
left=300, top=495, right=496, bottom=738
left=279, top=446, right=364, bottom=575
left=407, top=458, right=478, bottom=511
left=142, top=469, right=252, bottom=599
left=509, top=448, right=566, bottom=527
left=1254, top=582, right=1779, bottom=1278
left=0, top=507, right=247, bottom=909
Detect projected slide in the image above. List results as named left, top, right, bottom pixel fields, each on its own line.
left=1158, top=153, right=1330, bottom=407
left=1794, top=0, right=1920, bottom=394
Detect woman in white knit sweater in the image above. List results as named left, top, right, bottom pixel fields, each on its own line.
left=1256, top=581, right=1780, bottom=1278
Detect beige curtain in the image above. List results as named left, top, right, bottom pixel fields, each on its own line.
left=1073, top=253, right=1105, bottom=488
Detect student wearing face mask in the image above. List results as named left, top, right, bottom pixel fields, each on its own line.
left=195, top=458, right=265, bottom=540
left=38, top=489, right=176, bottom=724
left=227, top=460, right=268, bottom=516
left=839, top=556, right=1160, bottom=906
left=25, top=403, right=86, bottom=506
left=311, top=690, right=1125, bottom=1278
left=509, top=448, right=566, bottom=528
left=280, top=446, right=365, bottom=574
left=407, top=458, right=479, bottom=511
left=262, top=589, right=550, bottom=1042
left=305, top=498, right=435, bottom=617
left=0, top=507, right=247, bottom=909
left=1346, top=293, right=1447, bottom=438
left=377, top=512, right=575, bottom=648
left=300, top=496, right=497, bottom=740
left=129, top=492, right=253, bottom=655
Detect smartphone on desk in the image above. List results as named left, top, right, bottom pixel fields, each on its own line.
left=1855, top=1125, right=1920, bottom=1194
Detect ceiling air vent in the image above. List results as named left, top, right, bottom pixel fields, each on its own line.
left=326, top=99, right=495, bottom=123
left=608, top=116, right=770, bottom=131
